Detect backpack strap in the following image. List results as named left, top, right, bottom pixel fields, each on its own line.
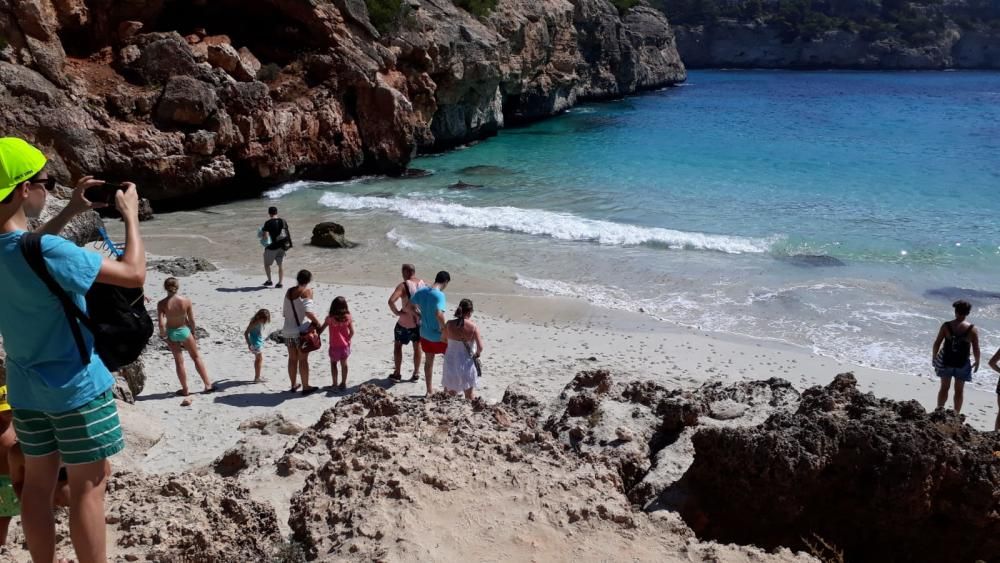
left=288, top=291, right=301, bottom=326
left=18, top=232, right=92, bottom=366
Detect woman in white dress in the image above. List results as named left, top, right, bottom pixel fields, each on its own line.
left=282, top=269, right=322, bottom=394
left=441, top=299, right=484, bottom=400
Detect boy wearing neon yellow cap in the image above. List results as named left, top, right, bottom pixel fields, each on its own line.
left=0, top=137, right=147, bottom=562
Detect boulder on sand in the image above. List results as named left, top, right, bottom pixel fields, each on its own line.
left=310, top=222, right=353, bottom=248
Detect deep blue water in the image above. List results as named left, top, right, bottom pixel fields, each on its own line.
left=264, top=70, right=1000, bottom=385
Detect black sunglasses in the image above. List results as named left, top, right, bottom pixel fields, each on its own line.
left=28, top=178, right=57, bottom=191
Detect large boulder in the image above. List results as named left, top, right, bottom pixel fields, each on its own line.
left=310, top=221, right=350, bottom=248
left=154, top=75, right=219, bottom=126
left=682, top=373, right=1000, bottom=563
left=122, top=32, right=202, bottom=85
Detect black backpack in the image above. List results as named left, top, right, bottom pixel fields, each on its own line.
left=939, top=322, right=973, bottom=368
left=19, top=232, right=153, bottom=371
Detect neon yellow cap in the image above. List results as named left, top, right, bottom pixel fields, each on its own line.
left=0, top=138, right=47, bottom=201
left=0, top=386, right=9, bottom=412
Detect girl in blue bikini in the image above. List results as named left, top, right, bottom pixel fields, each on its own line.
left=244, top=308, right=271, bottom=383
left=158, top=277, right=215, bottom=405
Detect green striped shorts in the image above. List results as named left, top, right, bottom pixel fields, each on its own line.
left=12, top=389, right=124, bottom=465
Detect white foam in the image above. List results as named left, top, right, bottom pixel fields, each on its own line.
left=263, top=181, right=312, bottom=199
left=265, top=176, right=383, bottom=200
left=319, top=193, right=775, bottom=254
left=515, top=276, right=641, bottom=313
left=386, top=228, right=420, bottom=250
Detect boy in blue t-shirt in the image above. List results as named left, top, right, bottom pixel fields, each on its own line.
left=0, top=138, right=147, bottom=563
left=410, top=271, right=451, bottom=395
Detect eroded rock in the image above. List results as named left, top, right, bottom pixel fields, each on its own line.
left=682, top=373, right=1000, bottom=563
left=310, top=221, right=351, bottom=248
left=106, top=472, right=282, bottom=560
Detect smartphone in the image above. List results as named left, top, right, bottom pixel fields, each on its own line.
left=85, top=182, right=126, bottom=206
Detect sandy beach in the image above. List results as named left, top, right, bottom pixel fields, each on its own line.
left=131, top=258, right=996, bottom=478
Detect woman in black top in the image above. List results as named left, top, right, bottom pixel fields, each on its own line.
left=932, top=299, right=980, bottom=415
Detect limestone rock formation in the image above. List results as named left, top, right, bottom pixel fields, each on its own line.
left=283, top=383, right=808, bottom=562
left=0, top=0, right=685, bottom=204
left=310, top=221, right=350, bottom=248
left=105, top=472, right=283, bottom=561
left=544, top=370, right=801, bottom=508
left=681, top=373, right=1000, bottom=563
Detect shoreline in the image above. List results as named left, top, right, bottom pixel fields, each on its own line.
left=129, top=257, right=996, bottom=479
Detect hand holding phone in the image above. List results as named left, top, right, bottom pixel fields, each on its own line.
left=84, top=181, right=128, bottom=207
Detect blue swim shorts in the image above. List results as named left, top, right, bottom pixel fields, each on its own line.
left=935, top=362, right=972, bottom=383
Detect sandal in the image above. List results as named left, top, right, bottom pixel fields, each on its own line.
left=290, top=384, right=302, bottom=393
left=301, top=386, right=318, bottom=395
left=408, top=373, right=420, bottom=382
left=389, top=373, right=402, bottom=381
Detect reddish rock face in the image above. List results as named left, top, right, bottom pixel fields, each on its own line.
left=0, top=0, right=685, bottom=204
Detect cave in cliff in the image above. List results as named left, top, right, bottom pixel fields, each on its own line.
left=60, top=0, right=323, bottom=65
left=147, top=0, right=324, bottom=65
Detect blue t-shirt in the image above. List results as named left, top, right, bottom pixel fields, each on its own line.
left=411, top=286, right=447, bottom=342
left=0, top=230, right=112, bottom=413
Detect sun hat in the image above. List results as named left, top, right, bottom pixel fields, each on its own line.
left=0, top=138, right=47, bottom=201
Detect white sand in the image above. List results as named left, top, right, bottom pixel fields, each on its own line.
left=132, top=262, right=997, bottom=476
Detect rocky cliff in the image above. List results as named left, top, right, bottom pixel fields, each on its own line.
left=655, top=0, right=1000, bottom=68
left=0, top=0, right=685, bottom=203
left=673, top=21, right=1000, bottom=68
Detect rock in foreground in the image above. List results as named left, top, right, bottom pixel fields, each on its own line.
left=682, top=373, right=1000, bottom=563
left=283, top=384, right=809, bottom=562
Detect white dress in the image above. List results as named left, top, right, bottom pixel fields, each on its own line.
left=442, top=338, right=478, bottom=392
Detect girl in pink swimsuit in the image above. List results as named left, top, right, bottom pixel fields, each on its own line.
left=319, top=297, right=354, bottom=391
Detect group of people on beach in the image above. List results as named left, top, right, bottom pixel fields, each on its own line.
left=0, top=138, right=487, bottom=562
left=0, top=134, right=998, bottom=563
left=158, top=207, right=485, bottom=403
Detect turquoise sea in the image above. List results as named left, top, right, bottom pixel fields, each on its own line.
left=241, top=71, right=1000, bottom=387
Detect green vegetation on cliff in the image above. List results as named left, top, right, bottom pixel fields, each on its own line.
left=453, top=0, right=499, bottom=17
left=657, top=0, right=1000, bottom=43
left=365, top=0, right=405, bottom=33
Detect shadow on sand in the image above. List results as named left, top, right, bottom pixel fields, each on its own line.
left=212, top=376, right=399, bottom=407
left=216, top=286, right=270, bottom=293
